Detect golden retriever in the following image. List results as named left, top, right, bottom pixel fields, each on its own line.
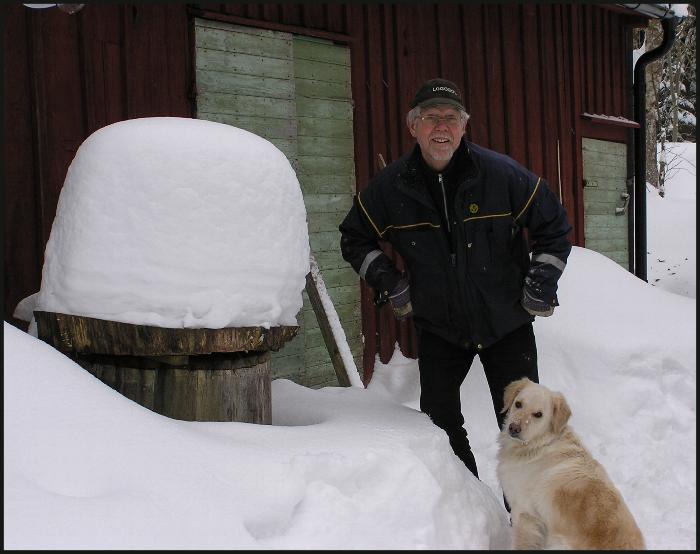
left=497, top=377, right=645, bottom=550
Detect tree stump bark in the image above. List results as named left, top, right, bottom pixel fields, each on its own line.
left=34, top=311, right=298, bottom=424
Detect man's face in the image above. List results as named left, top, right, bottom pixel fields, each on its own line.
left=409, top=105, right=467, bottom=171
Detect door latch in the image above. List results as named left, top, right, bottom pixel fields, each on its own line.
left=616, top=192, right=630, bottom=215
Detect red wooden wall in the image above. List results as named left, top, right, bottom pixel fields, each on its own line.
left=3, top=4, right=192, bottom=330
left=3, top=3, right=647, bottom=383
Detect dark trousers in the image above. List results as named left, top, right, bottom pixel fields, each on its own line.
left=417, top=323, right=539, bottom=478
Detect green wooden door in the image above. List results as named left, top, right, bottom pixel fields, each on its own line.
left=582, top=138, right=630, bottom=270
left=193, top=18, right=361, bottom=388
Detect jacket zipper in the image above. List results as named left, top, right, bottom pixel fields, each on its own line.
left=439, top=173, right=457, bottom=268
left=439, top=173, right=450, bottom=233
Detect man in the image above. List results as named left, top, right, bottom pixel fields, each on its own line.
left=339, top=78, right=572, bottom=479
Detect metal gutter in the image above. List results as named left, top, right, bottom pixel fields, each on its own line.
left=618, top=4, right=678, bottom=19
left=631, top=14, right=679, bottom=280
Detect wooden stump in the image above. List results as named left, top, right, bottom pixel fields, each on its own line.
left=34, top=311, right=298, bottom=424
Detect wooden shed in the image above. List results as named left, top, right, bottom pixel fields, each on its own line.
left=3, top=3, right=664, bottom=386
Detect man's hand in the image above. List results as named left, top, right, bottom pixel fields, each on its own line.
left=389, top=278, right=413, bottom=320
left=521, top=286, right=555, bottom=317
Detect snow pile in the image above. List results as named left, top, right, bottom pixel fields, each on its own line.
left=35, top=117, right=309, bottom=328
left=647, top=142, right=696, bottom=298
left=3, top=321, right=509, bottom=549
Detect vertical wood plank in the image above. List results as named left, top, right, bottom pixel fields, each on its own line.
left=455, top=5, right=472, bottom=120
left=594, top=7, right=604, bottom=114
left=521, top=3, right=545, bottom=176
left=394, top=5, right=418, bottom=150
left=583, top=6, right=594, bottom=114
left=462, top=4, right=489, bottom=145
left=325, top=4, right=347, bottom=34
left=220, top=4, right=246, bottom=17
left=364, top=4, right=399, bottom=365
left=302, top=4, right=326, bottom=29
left=569, top=4, right=586, bottom=246
left=80, top=3, right=126, bottom=133
left=622, top=22, right=633, bottom=118
left=500, top=5, right=527, bottom=165
left=554, top=5, right=572, bottom=204
left=124, top=5, right=189, bottom=119
left=120, top=366, right=143, bottom=406
left=30, top=8, right=86, bottom=250
left=561, top=5, right=577, bottom=224
left=280, top=4, right=303, bottom=27
left=379, top=3, right=417, bottom=360
left=538, top=5, right=560, bottom=191
left=140, top=367, right=156, bottom=410
left=244, top=5, right=262, bottom=20
left=261, top=4, right=281, bottom=22
left=3, top=4, right=43, bottom=326
left=161, top=368, right=195, bottom=420
left=347, top=4, right=378, bottom=383
left=381, top=4, right=402, bottom=166
left=610, top=13, right=623, bottom=115
left=436, top=4, right=467, bottom=107
left=483, top=4, right=506, bottom=152
left=415, top=3, right=440, bottom=81
left=602, top=9, right=613, bottom=114
left=165, top=4, right=193, bottom=118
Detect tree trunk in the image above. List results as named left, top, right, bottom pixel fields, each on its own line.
left=644, top=20, right=662, bottom=189
left=658, top=137, right=667, bottom=196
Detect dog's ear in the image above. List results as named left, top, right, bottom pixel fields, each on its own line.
left=501, top=377, right=531, bottom=414
left=550, top=392, right=571, bottom=434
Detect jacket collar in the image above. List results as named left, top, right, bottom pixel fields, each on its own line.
left=428, top=145, right=475, bottom=187
left=395, top=141, right=478, bottom=207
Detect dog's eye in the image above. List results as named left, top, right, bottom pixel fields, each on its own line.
left=533, top=411, right=543, bottom=418
left=514, top=401, right=522, bottom=409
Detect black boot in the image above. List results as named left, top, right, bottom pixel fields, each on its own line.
left=447, top=427, right=479, bottom=479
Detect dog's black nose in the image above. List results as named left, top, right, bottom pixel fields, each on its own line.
left=509, top=423, right=520, bottom=436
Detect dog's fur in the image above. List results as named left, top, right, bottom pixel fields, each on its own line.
left=497, top=377, right=645, bottom=550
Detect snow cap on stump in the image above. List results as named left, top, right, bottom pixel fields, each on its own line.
left=36, top=117, right=310, bottom=329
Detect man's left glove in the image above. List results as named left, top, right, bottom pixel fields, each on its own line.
left=521, top=281, right=555, bottom=317
left=388, top=277, right=413, bottom=320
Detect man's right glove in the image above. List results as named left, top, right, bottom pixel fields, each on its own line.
left=388, top=277, right=413, bottom=320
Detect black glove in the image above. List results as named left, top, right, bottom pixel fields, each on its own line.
left=388, top=278, right=413, bottom=320
left=521, top=278, right=555, bottom=317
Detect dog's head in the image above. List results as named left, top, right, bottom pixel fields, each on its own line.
left=500, top=377, right=571, bottom=443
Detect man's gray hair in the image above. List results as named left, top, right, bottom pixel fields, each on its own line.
left=406, top=105, right=470, bottom=128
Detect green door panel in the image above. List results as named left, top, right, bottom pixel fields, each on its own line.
left=194, top=19, right=360, bottom=388
left=582, top=138, right=630, bottom=270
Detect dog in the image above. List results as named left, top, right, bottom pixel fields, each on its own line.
left=497, top=377, right=645, bottom=550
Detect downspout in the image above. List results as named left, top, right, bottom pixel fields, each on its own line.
left=625, top=25, right=636, bottom=274
left=631, top=15, right=678, bottom=280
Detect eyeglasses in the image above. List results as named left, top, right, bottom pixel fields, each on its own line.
left=418, top=114, right=462, bottom=127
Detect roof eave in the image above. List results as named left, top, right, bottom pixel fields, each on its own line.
left=617, top=4, right=678, bottom=19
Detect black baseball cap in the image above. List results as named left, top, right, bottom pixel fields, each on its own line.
left=410, top=78, right=465, bottom=111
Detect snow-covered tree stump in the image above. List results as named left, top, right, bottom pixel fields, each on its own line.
left=34, top=311, right=298, bottom=424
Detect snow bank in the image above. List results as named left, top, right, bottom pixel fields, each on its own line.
left=3, top=322, right=509, bottom=549
left=35, top=117, right=309, bottom=328
left=648, top=142, right=696, bottom=298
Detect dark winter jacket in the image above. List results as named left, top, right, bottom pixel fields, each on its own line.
left=339, top=140, right=572, bottom=350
